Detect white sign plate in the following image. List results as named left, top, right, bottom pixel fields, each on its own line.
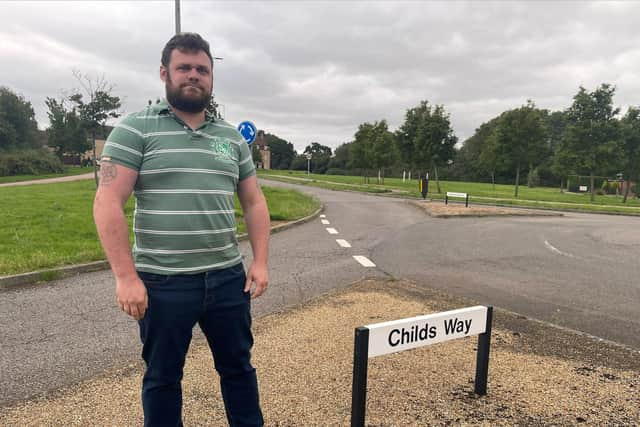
left=447, top=192, right=467, bottom=198
left=366, top=306, right=488, bottom=358
left=579, top=185, right=588, bottom=192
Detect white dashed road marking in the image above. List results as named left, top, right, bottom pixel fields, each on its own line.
left=353, top=255, right=376, bottom=267
left=544, top=240, right=576, bottom=258
left=336, top=239, right=351, bottom=248
left=321, top=219, right=330, bottom=225
left=326, top=228, right=338, bottom=235
left=320, top=214, right=326, bottom=218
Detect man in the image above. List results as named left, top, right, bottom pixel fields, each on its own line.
left=93, top=32, right=269, bottom=426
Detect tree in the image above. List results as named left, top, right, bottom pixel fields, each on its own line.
left=0, top=87, right=39, bottom=151
left=619, top=107, right=640, bottom=202
left=264, top=133, right=295, bottom=169
left=488, top=101, right=548, bottom=197
left=303, top=142, right=332, bottom=174
left=462, top=117, right=502, bottom=186
left=478, top=125, right=501, bottom=190
left=205, top=96, right=222, bottom=119
left=45, top=97, right=89, bottom=159
left=290, top=154, right=309, bottom=171
left=538, top=110, right=568, bottom=189
left=328, top=142, right=352, bottom=172
left=69, top=70, right=121, bottom=185
left=350, top=123, right=376, bottom=182
left=559, top=84, right=620, bottom=201
left=545, top=111, right=568, bottom=158
left=396, top=101, right=457, bottom=193
left=369, top=120, right=398, bottom=184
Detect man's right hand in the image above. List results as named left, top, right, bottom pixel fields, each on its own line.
left=116, top=277, right=148, bottom=320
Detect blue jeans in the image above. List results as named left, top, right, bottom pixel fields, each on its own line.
left=137, top=263, right=263, bottom=427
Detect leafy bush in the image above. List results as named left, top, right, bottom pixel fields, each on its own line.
left=325, top=168, right=347, bottom=175
left=600, top=180, right=618, bottom=195
left=0, top=149, right=64, bottom=176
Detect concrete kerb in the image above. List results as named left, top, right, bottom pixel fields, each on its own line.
left=0, top=203, right=324, bottom=291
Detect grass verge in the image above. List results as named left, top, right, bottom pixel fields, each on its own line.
left=0, top=181, right=319, bottom=276
left=259, top=170, right=640, bottom=215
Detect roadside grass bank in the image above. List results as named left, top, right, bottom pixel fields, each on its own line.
left=259, top=170, right=640, bottom=215
left=0, top=181, right=319, bottom=276
left=1, top=279, right=637, bottom=425
left=0, top=166, right=94, bottom=184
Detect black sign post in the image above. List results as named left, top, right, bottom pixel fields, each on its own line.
left=351, top=327, right=369, bottom=427
left=474, top=306, right=493, bottom=395
left=420, top=177, right=429, bottom=199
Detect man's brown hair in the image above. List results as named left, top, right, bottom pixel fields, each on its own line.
left=161, top=32, right=213, bottom=67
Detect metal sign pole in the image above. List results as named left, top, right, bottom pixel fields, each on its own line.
left=351, top=327, right=369, bottom=427
left=174, top=0, right=181, bottom=34
left=474, top=306, right=493, bottom=395
left=306, top=153, right=312, bottom=175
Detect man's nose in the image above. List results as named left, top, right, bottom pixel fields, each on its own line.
left=187, top=68, right=200, bottom=80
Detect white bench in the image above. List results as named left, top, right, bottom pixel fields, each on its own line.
left=445, top=191, right=469, bottom=207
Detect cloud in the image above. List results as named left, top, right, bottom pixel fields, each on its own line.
left=2, top=1, right=640, bottom=152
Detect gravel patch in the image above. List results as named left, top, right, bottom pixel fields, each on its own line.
left=1, top=279, right=638, bottom=426
left=410, top=201, right=563, bottom=218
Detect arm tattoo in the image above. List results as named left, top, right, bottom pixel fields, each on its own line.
left=99, top=162, right=117, bottom=185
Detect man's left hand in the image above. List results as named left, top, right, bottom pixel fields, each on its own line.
left=244, top=262, right=268, bottom=299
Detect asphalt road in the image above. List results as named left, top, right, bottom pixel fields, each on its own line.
left=2, top=179, right=639, bottom=407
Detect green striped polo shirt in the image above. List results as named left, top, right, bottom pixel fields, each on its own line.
left=101, top=100, right=255, bottom=275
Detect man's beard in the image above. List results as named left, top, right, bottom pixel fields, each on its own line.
left=165, top=75, right=211, bottom=113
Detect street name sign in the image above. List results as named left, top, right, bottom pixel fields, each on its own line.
left=350, top=306, right=493, bottom=426
left=366, top=306, right=488, bottom=357
left=445, top=191, right=469, bottom=207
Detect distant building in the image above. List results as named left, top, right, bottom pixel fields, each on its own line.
left=253, top=130, right=271, bottom=169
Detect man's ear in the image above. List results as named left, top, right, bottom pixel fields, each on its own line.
left=160, top=65, right=168, bottom=83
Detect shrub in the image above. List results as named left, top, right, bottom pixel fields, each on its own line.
left=599, top=180, right=619, bottom=195
left=0, top=149, right=64, bottom=176
left=325, top=168, right=347, bottom=175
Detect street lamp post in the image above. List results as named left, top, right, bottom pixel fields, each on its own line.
left=175, top=0, right=181, bottom=34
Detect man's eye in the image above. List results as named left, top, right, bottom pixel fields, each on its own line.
left=197, top=67, right=210, bottom=75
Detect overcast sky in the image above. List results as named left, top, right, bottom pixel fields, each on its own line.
left=2, top=1, right=640, bottom=152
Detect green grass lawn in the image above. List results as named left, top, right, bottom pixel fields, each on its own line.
left=259, top=170, right=640, bottom=214
left=0, top=166, right=94, bottom=184
left=0, top=181, right=319, bottom=276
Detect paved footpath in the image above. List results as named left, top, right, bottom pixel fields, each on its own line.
left=0, top=172, right=94, bottom=187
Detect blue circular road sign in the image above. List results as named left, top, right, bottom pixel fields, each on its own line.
left=237, top=121, right=257, bottom=145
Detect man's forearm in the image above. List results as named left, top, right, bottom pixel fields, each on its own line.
left=94, top=195, right=137, bottom=280
left=243, top=199, right=270, bottom=264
